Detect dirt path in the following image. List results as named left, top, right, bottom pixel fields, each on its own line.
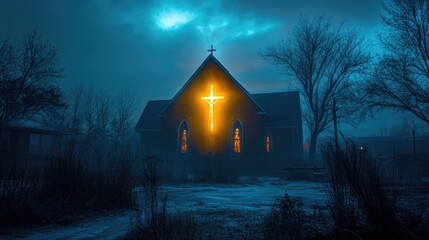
left=1, top=211, right=131, bottom=240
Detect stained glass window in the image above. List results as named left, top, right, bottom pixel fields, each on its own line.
left=234, top=128, right=241, bottom=153
left=181, top=129, right=188, bottom=153
left=178, top=120, right=189, bottom=155
left=266, top=135, right=271, bottom=153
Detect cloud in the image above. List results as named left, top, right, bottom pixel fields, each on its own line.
left=116, top=1, right=279, bottom=43
left=0, top=0, right=382, bottom=109
left=155, top=8, right=197, bottom=30
left=195, top=16, right=276, bottom=42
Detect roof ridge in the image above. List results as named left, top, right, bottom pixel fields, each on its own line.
left=159, top=54, right=267, bottom=116
left=251, top=91, right=300, bottom=95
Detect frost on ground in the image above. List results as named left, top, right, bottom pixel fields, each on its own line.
left=1, top=211, right=132, bottom=240
left=164, top=179, right=326, bottom=214
left=1, top=179, right=327, bottom=240
left=161, top=179, right=328, bottom=239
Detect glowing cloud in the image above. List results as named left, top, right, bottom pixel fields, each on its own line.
left=155, top=9, right=195, bottom=30
left=150, top=3, right=278, bottom=40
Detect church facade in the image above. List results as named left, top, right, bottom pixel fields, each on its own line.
left=135, top=53, right=303, bottom=177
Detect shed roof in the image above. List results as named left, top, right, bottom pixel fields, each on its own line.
left=5, top=119, right=61, bottom=134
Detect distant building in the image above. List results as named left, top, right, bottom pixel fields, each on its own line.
left=135, top=53, right=303, bottom=177
left=1, top=119, right=61, bottom=163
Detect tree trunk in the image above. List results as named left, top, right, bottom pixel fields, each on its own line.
left=309, top=132, right=318, bottom=163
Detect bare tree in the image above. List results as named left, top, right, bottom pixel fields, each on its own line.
left=110, top=90, right=137, bottom=158
left=60, top=85, right=137, bottom=161
left=0, top=31, right=65, bottom=141
left=260, top=15, right=370, bottom=162
left=363, top=0, right=429, bottom=125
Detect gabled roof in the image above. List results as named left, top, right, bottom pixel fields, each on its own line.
left=135, top=100, right=170, bottom=132
left=251, top=91, right=301, bottom=127
left=135, top=92, right=301, bottom=132
left=5, top=119, right=61, bottom=134
left=159, top=54, right=267, bottom=116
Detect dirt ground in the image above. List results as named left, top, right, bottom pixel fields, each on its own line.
left=1, top=179, right=327, bottom=240
left=162, top=179, right=328, bottom=239
left=4, top=178, right=428, bottom=239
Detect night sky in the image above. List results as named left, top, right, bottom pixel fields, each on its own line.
left=1, top=0, right=402, bottom=137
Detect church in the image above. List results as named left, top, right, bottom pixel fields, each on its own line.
left=135, top=49, right=303, bottom=178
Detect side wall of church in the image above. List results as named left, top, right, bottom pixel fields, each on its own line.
left=263, top=127, right=303, bottom=169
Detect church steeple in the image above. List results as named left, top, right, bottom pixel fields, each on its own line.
left=207, top=44, right=216, bottom=55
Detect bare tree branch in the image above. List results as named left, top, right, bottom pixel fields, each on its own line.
left=260, top=15, right=370, bottom=161
left=363, top=0, right=429, bottom=126
left=0, top=31, right=65, bottom=145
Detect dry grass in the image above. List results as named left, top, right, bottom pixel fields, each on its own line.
left=124, top=154, right=216, bottom=240
left=0, top=147, right=135, bottom=228
left=322, top=141, right=429, bottom=240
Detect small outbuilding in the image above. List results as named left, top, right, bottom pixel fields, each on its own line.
left=1, top=119, right=61, bottom=163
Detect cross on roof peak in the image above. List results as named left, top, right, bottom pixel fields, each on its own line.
left=208, top=44, right=216, bottom=55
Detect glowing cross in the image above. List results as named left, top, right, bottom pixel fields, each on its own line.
left=201, top=84, right=224, bottom=133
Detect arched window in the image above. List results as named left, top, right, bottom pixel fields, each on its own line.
left=181, top=129, right=188, bottom=153
left=234, top=128, right=241, bottom=153
left=265, top=133, right=273, bottom=153
left=178, top=120, right=189, bottom=154
left=232, top=120, right=242, bottom=154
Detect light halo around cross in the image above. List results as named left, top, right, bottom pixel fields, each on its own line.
left=201, top=84, right=224, bottom=133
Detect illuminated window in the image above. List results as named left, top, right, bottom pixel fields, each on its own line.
left=232, top=120, right=242, bottom=154
left=234, top=128, right=241, bottom=153
left=265, top=134, right=272, bottom=153
left=178, top=120, right=189, bottom=155
left=181, top=129, right=188, bottom=153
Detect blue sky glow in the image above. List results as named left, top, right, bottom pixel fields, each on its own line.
left=0, top=0, right=394, bottom=136
left=155, top=8, right=196, bottom=30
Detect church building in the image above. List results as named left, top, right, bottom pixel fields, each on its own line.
left=135, top=50, right=303, bottom=177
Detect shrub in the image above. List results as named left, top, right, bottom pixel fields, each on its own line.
left=42, top=148, right=135, bottom=214
left=263, top=192, right=305, bottom=240
left=124, top=212, right=204, bottom=240
left=322, top=143, right=358, bottom=230
left=0, top=160, right=43, bottom=226
left=322, top=141, right=429, bottom=240
left=0, top=145, right=135, bottom=228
